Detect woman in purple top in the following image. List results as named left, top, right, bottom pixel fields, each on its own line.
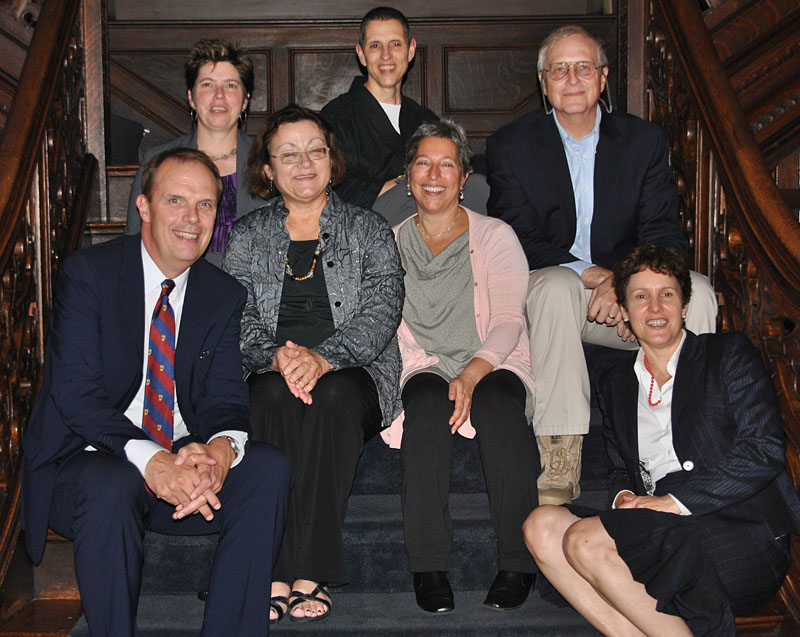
left=125, top=39, right=265, bottom=266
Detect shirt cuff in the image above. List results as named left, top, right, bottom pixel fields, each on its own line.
left=668, top=493, right=692, bottom=516
left=125, top=439, right=168, bottom=477
left=559, top=259, right=594, bottom=278
left=611, top=489, right=634, bottom=509
left=208, top=431, right=248, bottom=468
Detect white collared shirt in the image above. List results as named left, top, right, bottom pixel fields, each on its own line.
left=553, top=105, right=602, bottom=278
left=115, top=243, right=247, bottom=475
left=626, top=331, right=690, bottom=514
left=612, top=331, right=691, bottom=514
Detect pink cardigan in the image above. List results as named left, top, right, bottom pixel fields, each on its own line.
left=382, top=208, right=535, bottom=448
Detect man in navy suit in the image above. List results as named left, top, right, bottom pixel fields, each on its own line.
left=22, top=148, right=291, bottom=636
left=486, top=25, right=717, bottom=505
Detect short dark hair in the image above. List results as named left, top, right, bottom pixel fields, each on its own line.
left=614, top=244, right=692, bottom=308
left=404, top=120, right=472, bottom=176
left=142, top=147, right=223, bottom=202
left=184, top=39, right=254, bottom=97
left=359, top=7, right=411, bottom=48
left=246, top=104, right=347, bottom=199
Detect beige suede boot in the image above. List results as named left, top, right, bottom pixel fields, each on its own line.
left=536, top=434, right=583, bottom=505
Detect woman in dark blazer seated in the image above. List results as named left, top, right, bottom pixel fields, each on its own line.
left=524, top=244, right=800, bottom=637
left=125, top=39, right=264, bottom=266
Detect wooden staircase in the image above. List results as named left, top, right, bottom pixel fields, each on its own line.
left=703, top=0, right=800, bottom=218
left=0, top=0, right=799, bottom=634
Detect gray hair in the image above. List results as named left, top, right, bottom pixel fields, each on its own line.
left=404, top=120, right=472, bottom=175
left=537, top=25, right=609, bottom=72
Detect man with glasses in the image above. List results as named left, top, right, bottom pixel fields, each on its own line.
left=486, top=25, right=717, bottom=506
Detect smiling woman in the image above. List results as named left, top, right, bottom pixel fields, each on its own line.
left=125, top=39, right=266, bottom=267
left=223, top=104, right=404, bottom=624
left=386, top=120, right=539, bottom=615
left=523, top=244, right=800, bottom=637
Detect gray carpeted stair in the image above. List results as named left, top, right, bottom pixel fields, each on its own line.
left=71, top=345, right=626, bottom=635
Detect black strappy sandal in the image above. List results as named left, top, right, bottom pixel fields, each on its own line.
left=288, top=583, right=332, bottom=622
left=269, top=594, right=289, bottom=624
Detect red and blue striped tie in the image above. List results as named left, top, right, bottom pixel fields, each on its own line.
left=142, top=279, right=175, bottom=451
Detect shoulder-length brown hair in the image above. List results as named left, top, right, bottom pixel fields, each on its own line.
left=246, top=104, right=346, bottom=199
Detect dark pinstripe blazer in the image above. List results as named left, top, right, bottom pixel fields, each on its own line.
left=597, top=331, right=800, bottom=544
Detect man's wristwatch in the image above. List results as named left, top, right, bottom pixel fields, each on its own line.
left=218, top=435, right=241, bottom=460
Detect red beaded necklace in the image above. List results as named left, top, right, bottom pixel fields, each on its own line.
left=643, top=355, right=671, bottom=407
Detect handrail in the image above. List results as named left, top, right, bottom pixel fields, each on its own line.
left=0, top=0, right=90, bottom=610
left=655, top=0, right=800, bottom=302
left=0, top=0, right=81, bottom=270
left=651, top=0, right=800, bottom=626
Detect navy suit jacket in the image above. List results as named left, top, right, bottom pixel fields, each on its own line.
left=597, top=331, right=800, bottom=543
left=485, top=108, right=687, bottom=271
left=22, top=234, right=250, bottom=564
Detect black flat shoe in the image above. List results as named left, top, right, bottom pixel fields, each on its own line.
left=413, top=571, right=455, bottom=614
left=483, top=570, right=535, bottom=611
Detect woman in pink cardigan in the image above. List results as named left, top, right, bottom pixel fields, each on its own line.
left=383, top=120, right=539, bottom=615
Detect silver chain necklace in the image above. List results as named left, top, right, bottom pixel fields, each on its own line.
left=415, top=207, right=462, bottom=240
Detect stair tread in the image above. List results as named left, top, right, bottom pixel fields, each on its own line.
left=68, top=592, right=601, bottom=636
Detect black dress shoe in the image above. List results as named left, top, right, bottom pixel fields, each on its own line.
left=413, top=571, right=455, bottom=614
left=483, top=570, right=535, bottom=611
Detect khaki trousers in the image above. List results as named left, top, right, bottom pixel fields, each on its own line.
left=526, top=266, right=717, bottom=436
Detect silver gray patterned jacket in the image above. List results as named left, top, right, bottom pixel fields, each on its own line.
left=222, top=190, right=404, bottom=426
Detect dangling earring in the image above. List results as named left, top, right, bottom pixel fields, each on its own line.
left=268, top=179, right=274, bottom=194
left=190, top=108, right=197, bottom=122
left=239, top=110, right=248, bottom=125
left=406, top=183, right=412, bottom=197
left=599, top=82, right=613, bottom=114
left=459, top=189, right=465, bottom=201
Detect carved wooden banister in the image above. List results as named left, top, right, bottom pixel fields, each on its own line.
left=648, top=0, right=800, bottom=627
left=0, top=0, right=94, bottom=603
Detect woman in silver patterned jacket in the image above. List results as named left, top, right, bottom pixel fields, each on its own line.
left=223, top=104, right=404, bottom=624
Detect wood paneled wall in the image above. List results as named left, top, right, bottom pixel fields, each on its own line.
left=108, top=5, right=621, bottom=168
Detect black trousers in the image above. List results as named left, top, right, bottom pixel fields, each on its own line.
left=249, top=367, right=382, bottom=585
left=48, top=442, right=291, bottom=637
left=400, top=370, right=539, bottom=573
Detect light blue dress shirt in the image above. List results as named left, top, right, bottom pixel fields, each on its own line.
left=552, top=105, right=602, bottom=278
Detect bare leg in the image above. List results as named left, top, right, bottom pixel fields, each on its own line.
left=524, top=506, right=648, bottom=636
left=562, top=517, right=692, bottom=637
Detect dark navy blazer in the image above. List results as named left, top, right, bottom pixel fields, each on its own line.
left=22, top=234, right=250, bottom=564
left=597, top=331, right=800, bottom=543
left=486, top=108, right=687, bottom=271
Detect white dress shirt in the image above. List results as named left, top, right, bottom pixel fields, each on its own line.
left=614, top=331, right=691, bottom=515
left=117, top=243, right=248, bottom=475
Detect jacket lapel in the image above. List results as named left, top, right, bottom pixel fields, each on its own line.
left=537, top=114, right=577, bottom=234
left=614, top=364, right=641, bottom=470
left=120, top=237, right=145, bottom=362
left=671, top=332, right=705, bottom=436
left=593, top=111, right=624, bottom=228
left=117, top=237, right=146, bottom=408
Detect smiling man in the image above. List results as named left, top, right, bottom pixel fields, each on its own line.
left=486, top=26, right=717, bottom=506
left=320, top=6, right=438, bottom=209
left=22, top=148, right=291, bottom=636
